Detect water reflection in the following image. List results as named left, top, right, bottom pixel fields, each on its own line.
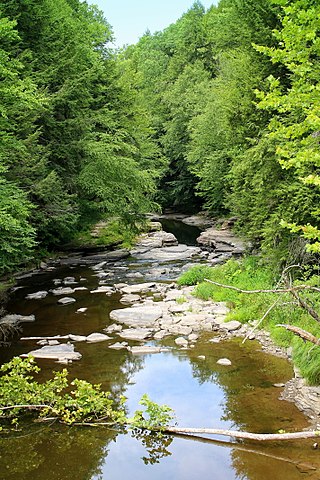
left=1, top=223, right=319, bottom=479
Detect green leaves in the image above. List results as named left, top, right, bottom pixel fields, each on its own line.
left=0, top=357, right=174, bottom=431
left=129, top=394, right=175, bottom=431
left=255, top=0, right=320, bottom=252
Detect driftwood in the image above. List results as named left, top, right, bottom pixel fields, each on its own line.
left=74, top=420, right=320, bottom=441
left=276, top=324, right=320, bottom=346
left=20, top=335, right=70, bottom=341
left=164, top=426, right=320, bottom=441
left=1, top=403, right=319, bottom=443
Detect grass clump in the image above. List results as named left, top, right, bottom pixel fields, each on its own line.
left=178, top=257, right=320, bottom=385
left=177, top=265, right=213, bottom=286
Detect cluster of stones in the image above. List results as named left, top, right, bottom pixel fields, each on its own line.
left=106, top=282, right=241, bottom=349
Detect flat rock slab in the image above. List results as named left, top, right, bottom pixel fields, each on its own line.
left=90, top=286, right=115, bottom=294
left=21, top=343, right=82, bottom=361
left=109, top=306, right=162, bottom=327
left=134, top=245, right=200, bottom=262
left=119, top=328, right=152, bottom=341
left=197, top=228, right=245, bottom=254
left=1, top=314, right=35, bottom=325
left=86, top=333, right=112, bottom=343
left=120, top=294, right=141, bottom=305
left=51, top=287, right=75, bottom=295
left=26, top=291, right=48, bottom=300
left=58, top=297, right=76, bottom=305
left=109, top=342, right=128, bottom=350
left=120, top=283, right=156, bottom=295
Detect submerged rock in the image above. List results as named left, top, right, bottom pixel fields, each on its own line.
left=217, top=358, right=232, bottom=366
left=26, top=291, right=48, bottom=300
left=0, top=314, right=35, bottom=324
left=109, top=342, right=128, bottom=350
left=129, top=346, right=164, bottom=355
left=58, top=296, right=76, bottom=305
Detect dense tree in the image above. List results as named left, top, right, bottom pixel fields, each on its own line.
left=0, top=0, right=159, bottom=271
left=1, top=0, right=320, bottom=272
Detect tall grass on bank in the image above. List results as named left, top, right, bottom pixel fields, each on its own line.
left=178, top=257, right=320, bottom=385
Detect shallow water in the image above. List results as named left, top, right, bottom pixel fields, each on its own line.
left=1, top=222, right=319, bottom=480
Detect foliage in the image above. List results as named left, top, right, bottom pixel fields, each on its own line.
left=0, top=178, right=36, bottom=272
left=254, top=0, right=320, bottom=252
left=0, top=357, right=175, bottom=431
left=129, top=394, right=175, bottom=431
left=74, top=219, right=139, bottom=249
left=177, top=264, right=214, bottom=286
left=0, top=0, right=159, bottom=273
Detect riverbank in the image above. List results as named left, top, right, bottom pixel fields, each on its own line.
left=1, top=216, right=319, bottom=427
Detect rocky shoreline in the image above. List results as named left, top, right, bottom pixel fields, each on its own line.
left=1, top=215, right=319, bottom=427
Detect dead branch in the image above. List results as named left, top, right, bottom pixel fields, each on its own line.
left=242, top=296, right=282, bottom=344
left=164, top=426, right=320, bottom=441
left=204, top=278, right=320, bottom=295
left=20, top=335, right=70, bottom=341
left=276, top=324, right=320, bottom=346
left=288, top=288, right=320, bottom=323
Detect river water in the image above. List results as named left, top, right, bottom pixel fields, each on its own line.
left=0, top=221, right=319, bottom=480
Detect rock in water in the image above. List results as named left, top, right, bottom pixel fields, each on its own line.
left=21, top=343, right=82, bottom=361
left=86, top=333, right=111, bottom=343
left=217, top=358, right=232, bottom=366
left=109, top=306, right=162, bottom=327
left=26, top=291, right=48, bottom=300
left=58, top=297, right=76, bottom=305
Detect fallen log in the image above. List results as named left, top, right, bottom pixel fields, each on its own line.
left=276, top=324, right=320, bottom=346
left=20, top=335, right=71, bottom=341
left=163, top=426, right=320, bottom=441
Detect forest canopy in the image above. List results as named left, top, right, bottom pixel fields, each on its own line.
left=1, top=0, right=320, bottom=273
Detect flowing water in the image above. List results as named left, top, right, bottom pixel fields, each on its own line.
left=0, top=220, right=319, bottom=480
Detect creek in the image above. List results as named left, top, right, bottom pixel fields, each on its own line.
left=0, top=220, right=319, bottom=480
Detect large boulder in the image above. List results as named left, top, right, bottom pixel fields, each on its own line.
left=197, top=228, right=246, bottom=254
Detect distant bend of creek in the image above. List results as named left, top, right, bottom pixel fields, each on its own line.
left=0, top=219, right=319, bottom=480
